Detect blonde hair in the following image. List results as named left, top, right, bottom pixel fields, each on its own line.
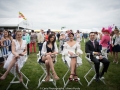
left=16, top=30, right=22, bottom=35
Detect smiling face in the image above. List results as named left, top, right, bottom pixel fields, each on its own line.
left=16, top=31, right=22, bottom=39
left=50, top=35, right=55, bottom=42
left=89, top=32, right=95, bottom=41
left=68, top=33, right=74, bottom=41
left=4, top=30, right=9, bottom=37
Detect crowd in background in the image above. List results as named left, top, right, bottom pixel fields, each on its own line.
left=0, top=27, right=120, bottom=62
left=0, top=27, right=120, bottom=82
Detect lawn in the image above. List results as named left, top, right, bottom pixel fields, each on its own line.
left=0, top=40, right=120, bottom=90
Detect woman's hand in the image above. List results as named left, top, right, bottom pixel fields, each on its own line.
left=46, top=52, right=52, bottom=55
left=15, top=54, right=20, bottom=58
left=68, top=51, right=74, bottom=56
left=19, top=53, right=25, bottom=56
left=76, top=52, right=80, bottom=55
left=112, top=44, right=114, bottom=47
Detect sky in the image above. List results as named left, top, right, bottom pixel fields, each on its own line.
left=0, top=0, right=120, bottom=31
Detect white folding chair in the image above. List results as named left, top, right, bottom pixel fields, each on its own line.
left=37, top=52, right=57, bottom=88
left=62, top=55, right=82, bottom=88
left=6, top=54, right=30, bottom=90
left=84, top=53, right=106, bottom=86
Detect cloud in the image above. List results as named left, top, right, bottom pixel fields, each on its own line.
left=0, top=0, right=120, bottom=30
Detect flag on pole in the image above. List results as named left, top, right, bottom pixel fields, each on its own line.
left=19, top=12, right=27, bottom=20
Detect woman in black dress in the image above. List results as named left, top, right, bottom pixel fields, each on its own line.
left=40, top=34, right=59, bottom=81
left=112, top=29, right=120, bottom=64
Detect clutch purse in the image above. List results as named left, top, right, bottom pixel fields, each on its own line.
left=69, top=54, right=78, bottom=58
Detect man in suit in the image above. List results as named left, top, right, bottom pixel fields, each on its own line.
left=85, top=32, right=110, bottom=81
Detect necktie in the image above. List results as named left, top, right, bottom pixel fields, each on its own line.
left=92, top=41, right=95, bottom=48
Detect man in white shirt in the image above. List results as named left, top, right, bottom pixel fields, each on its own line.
left=37, top=29, right=44, bottom=55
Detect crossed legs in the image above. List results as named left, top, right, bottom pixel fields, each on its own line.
left=41, top=55, right=59, bottom=81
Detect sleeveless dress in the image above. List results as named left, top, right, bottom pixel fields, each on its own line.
left=39, top=44, right=54, bottom=63
left=62, top=42, right=83, bottom=67
left=4, top=40, right=27, bottom=74
left=1, top=39, right=12, bottom=57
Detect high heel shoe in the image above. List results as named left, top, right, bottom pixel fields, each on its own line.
left=52, top=73, right=59, bottom=80
left=68, top=74, right=74, bottom=81
left=74, top=74, right=78, bottom=82
left=45, top=75, right=50, bottom=82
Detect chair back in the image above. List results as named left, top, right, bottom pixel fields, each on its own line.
left=85, top=53, right=95, bottom=71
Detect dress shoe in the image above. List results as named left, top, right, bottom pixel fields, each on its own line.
left=95, top=74, right=100, bottom=82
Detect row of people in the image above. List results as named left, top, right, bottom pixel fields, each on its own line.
left=0, top=31, right=110, bottom=82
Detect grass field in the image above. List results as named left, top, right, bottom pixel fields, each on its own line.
left=0, top=40, right=120, bottom=90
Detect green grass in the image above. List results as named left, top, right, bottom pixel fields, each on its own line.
left=0, top=40, right=120, bottom=90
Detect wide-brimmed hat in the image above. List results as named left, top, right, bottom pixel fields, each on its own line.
left=104, top=29, right=110, bottom=33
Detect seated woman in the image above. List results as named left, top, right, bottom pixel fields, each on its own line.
left=40, top=34, right=59, bottom=81
left=62, top=32, right=83, bottom=81
left=0, top=30, right=27, bottom=82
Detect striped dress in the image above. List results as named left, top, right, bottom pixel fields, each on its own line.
left=1, top=39, right=12, bottom=57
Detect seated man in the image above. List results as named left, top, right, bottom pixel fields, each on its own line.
left=85, top=32, right=110, bottom=81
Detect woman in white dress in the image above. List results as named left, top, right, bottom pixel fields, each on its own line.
left=62, top=32, right=83, bottom=81
left=0, top=30, right=27, bottom=82
left=76, top=30, right=81, bottom=43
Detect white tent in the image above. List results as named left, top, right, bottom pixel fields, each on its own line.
left=0, top=18, right=29, bottom=29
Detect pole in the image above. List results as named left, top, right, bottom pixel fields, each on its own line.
left=18, top=11, right=19, bottom=30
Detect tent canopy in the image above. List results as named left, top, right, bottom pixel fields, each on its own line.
left=0, top=18, right=24, bottom=27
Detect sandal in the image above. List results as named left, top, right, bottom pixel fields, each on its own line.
left=45, top=75, right=50, bottom=82
left=74, top=74, right=78, bottom=82
left=68, top=74, right=74, bottom=81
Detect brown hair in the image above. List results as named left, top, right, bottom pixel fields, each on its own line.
left=68, top=32, right=74, bottom=37
left=114, top=29, right=119, bottom=33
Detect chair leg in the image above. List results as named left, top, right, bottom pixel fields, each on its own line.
left=84, top=68, right=106, bottom=86
left=87, top=74, right=96, bottom=86
left=37, top=73, right=46, bottom=88
left=37, top=64, right=57, bottom=88
left=6, top=72, right=30, bottom=90
left=6, top=77, right=16, bottom=90
left=21, top=72, right=30, bottom=89
left=62, top=69, right=70, bottom=86
left=78, top=78, right=83, bottom=86
left=84, top=68, right=92, bottom=84
left=100, top=77, right=106, bottom=85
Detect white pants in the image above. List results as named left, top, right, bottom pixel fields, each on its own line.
left=101, top=47, right=108, bottom=59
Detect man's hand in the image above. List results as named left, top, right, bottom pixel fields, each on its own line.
left=99, top=55, right=103, bottom=60
left=94, top=52, right=99, bottom=55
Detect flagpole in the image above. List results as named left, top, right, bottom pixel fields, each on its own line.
left=18, top=11, right=19, bottom=30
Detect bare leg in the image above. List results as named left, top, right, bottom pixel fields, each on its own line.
left=16, top=64, right=23, bottom=82
left=74, top=64, right=78, bottom=81
left=0, top=57, right=17, bottom=80
left=69, top=58, right=77, bottom=79
left=42, top=55, right=59, bottom=80
left=45, top=60, right=50, bottom=81
left=46, top=55, right=59, bottom=80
